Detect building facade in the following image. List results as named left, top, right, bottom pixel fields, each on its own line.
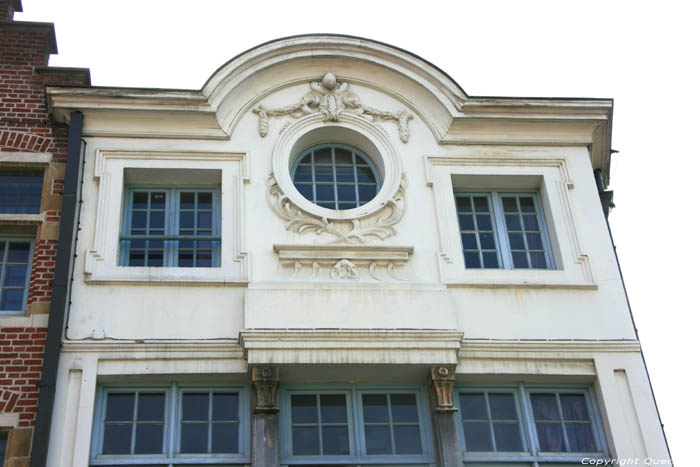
left=0, top=1, right=89, bottom=466
left=41, top=35, right=670, bottom=466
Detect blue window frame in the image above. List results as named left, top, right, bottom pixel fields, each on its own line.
left=0, top=170, right=43, bottom=214
left=90, top=384, right=250, bottom=465
left=291, top=143, right=381, bottom=210
left=455, top=385, right=608, bottom=463
left=120, top=187, right=221, bottom=267
left=454, top=191, right=554, bottom=269
left=280, top=385, right=434, bottom=465
left=0, top=238, right=33, bottom=313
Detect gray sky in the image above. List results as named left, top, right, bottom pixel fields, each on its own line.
left=18, top=0, right=696, bottom=464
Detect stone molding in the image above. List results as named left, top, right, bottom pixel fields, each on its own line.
left=251, top=366, right=280, bottom=414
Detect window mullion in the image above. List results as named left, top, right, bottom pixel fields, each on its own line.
left=131, top=391, right=139, bottom=455
left=168, top=189, right=178, bottom=267
left=331, top=146, right=339, bottom=210
left=483, top=391, right=498, bottom=452
left=492, top=192, right=511, bottom=269
left=555, top=393, right=570, bottom=452
left=518, top=384, right=538, bottom=455
left=169, top=383, right=177, bottom=457
left=316, top=394, right=324, bottom=455
left=208, top=391, right=213, bottom=454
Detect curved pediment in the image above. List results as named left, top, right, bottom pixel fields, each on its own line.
left=202, top=34, right=468, bottom=141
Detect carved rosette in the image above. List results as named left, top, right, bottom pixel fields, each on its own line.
left=253, top=72, right=413, bottom=143
left=267, top=173, right=407, bottom=244
left=251, top=365, right=280, bottom=414
left=430, top=365, right=458, bottom=413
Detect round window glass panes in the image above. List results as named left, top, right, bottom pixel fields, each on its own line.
left=291, top=144, right=381, bottom=210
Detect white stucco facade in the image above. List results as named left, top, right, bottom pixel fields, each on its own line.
left=44, top=36, right=670, bottom=466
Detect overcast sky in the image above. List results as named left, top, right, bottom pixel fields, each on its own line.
left=17, top=1, right=696, bottom=464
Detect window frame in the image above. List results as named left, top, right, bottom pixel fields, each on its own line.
left=0, top=237, right=35, bottom=315
left=290, top=143, right=382, bottom=211
left=454, top=190, right=555, bottom=270
left=455, top=384, right=608, bottom=464
left=90, top=384, right=250, bottom=465
left=119, top=186, right=221, bottom=268
left=280, top=384, right=434, bottom=465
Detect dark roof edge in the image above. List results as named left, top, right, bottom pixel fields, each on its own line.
left=0, top=19, right=57, bottom=54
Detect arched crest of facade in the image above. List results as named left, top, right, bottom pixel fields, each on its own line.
left=202, top=34, right=469, bottom=142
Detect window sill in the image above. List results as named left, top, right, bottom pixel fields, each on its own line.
left=0, top=213, right=44, bottom=225
left=85, top=268, right=247, bottom=286
left=0, top=313, right=49, bottom=327
left=445, top=279, right=597, bottom=290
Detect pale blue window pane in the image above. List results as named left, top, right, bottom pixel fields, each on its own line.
left=494, top=423, right=523, bottom=451
left=292, top=426, right=319, bottom=455
left=182, top=393, right=209, bottom=421
left=102, top=425, right=132, bottom=454
left=479, top=233, right=496, bottom=250
left=461, top=233, right=477, bottom=250
left=526, top=233, right=543, bottom=249
left=335, top=166, right=355, bottom=183
left=365, top=425, right=392, bottom=454
left=0, top=172, right=43, bottom=214
left=390, top=394, right=418, bottom=423
left=134, top=423, right=163, bottom=454
left=565, top=423, right=596, bottom=452
left=489, top=394, right=518, bottom=420
left=213, top=393, right=238, bottom=421
left=476, top=215, right=492, bottom=230
left=180, top=212, right=194, bottom=229
left=530, top=252, right=547, bottom=269
left=212, top=423, right=238, bottom=453
left=181, top=423, right=208, bottom=453
left=291, top=395, right=317, bottom=423
left=522, top=214, right=539, bottom=231
left=296, top=183, right=314, bottom=201
left=322, top=426, right=350, bottom=455
left=7, top=242, right=30, bottom=262
left=105, top=393, right=134, bottom=421
left=363, top=394, right=389, bottom=423
left=320, top=394, right=347, bottom=423
left=316, top=184, right=334, bottom=202
left=358, top=184, right=376, bottom=203
left=198, top=212, right=212, bottom=230
left=137, top=393, right=165, bottom=421
left=3, top=265, right=27, bottom=286
left=536, top=423, right=565, bottom=451
left=150, top=211, right=165, bottom=229
left=131, top=211, right=147, bottom=230
left=460, top=393, right=488, bottom=420
left=509, top=233, right=525, bottom=250
left=505, top=215, right=521, bottom=230
left=560, top=394, right=590, bottom=421
left=394, top=425, right=422, bottom=454
left=464, top=422, right=492, bottom=451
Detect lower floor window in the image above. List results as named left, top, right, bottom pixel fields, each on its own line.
left=0, top=238, right=33, bottom=313
left=456, top=385, right=607, bottom=462
left=91, top=384, right=249, bottom=464
left=281, top=385, right=433, bottom=464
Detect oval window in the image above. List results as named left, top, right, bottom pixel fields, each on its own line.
left=291, top=144, right=381, bottom=210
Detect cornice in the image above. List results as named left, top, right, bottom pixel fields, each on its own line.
left=61, top=340, right=243, bottom=355
left=460, top=339, right=641, bottom=356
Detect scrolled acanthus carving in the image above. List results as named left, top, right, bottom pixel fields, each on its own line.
left=267, top=173, right=407, bottom=244
left=430, top=365, right=458, bottom=413
left=253, top=72, right=413, bottom=143
left=251, top=365, right=280, bottom=414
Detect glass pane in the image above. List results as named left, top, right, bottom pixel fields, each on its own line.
left=296, top=183, right=314, bottom=201
left=291, top=394, right=318, bottom=423
left=134, top=423, right=163, bottom=454
left=182, top=393, right=209, bottom=421
left=476, top=215, right=492, bottom=230
left=320, top=394, right=347, bottom=423
left=488, top=394, right=518, bottom=420
left=335, top=166, right=355, bottom=183
left=146, top=250, right=163, bottom=267
left=356, top=166, right=375, bottom=183
left=526, top=233, right=543, bottom=250
left=102, top=424, right=132, bottom=454
left=297, top=154, right=311, bottom=164
left=150, top=192, right=166, bottom=209
left=294, top=165, right=313, bottom=183
left=461, top=233, right=477, bottom=250
left=565, top=423, right=596, bottom=452
left=560, top=394, right=590, bottom=421
left=178, top=250, right=194, bottom=267
left=394, top=425, right=422, bottom=454
left=315, top=184, right=334, bottom=202
left=3, top=265, right=27, bottom=286
left=132, top=192, right=148, bottom=210
left=473, top=196, right=490, bottom=212
left=128, top=251, right=145, bottom=267
left=197, top=192, right=212, bottom=210
left=494, top=423, right=523, bottom=452
left=509, top=233, right=525, bottom=250
left=292, top=426, right=319, bottom=455
left=479, top=233, right=495, bottom=250
left=531, top=394, right=560, bottom=421
left=536, top=423, right=565, bottom=451
left=464, top=252, right=481, bottom=268
left=390, top=393, right=418, bottom=423
left=131, top=211, right=147, bottom=230
left=0, top=242, right=4, bottom=258
left=483, top=252, right=499, bottom=268
left=519, top=196, right=536, bottom=212
left=336, top=184, right=357, bottom=203
left=522, top=214, right=539, bottom=231
left=7, top=242, right=30, bottom=262
left=463, top=422, right=492, bottom=451
left=150, top=211, right=165, bottom=229
left=198, top=212, right=212, bottom=230
left=362, top=394, right=389, bottom=423
left=530, top=252, right=547, bottom=269
left=314, top=166, right=333, bottom=183
left=105, top=393, right=135, bottom=421
left=364, top=425, right=392, bottom=454
left=459, top=393, right=488, bottom=420
left=512, top=251, right=528, bottom=269
left=335, top=147, right=353, bottom=164
left=180, top=423, right=208, bottom=453
left=322, top=426, right=350, bottom=455
left=455, top=196, right=472, bottom=212
left=0, top=290, right=23, bottom=310
left=505, top=215, right=521, bottom=230
left=137, top=393, right=165, bottom=421
left=501, top=197, right=518, bottom=212
left=213, top=393, right=238, bottom=421
left=212, top=422, right=238, bottom=453
left=337, top=202, right=357, bottom=210
left=358, top=184, right=376, bottom=203
left=180, top=212, right=194, bottom=229
left=458, top=214, right=475, bottom=230
left=180, top=192, right=195, bottom=209
left=196, top=250, right=213, bottom=268
left=318, top=202, right=336, bottom=210
left=314, top=147, right=332, bottom=163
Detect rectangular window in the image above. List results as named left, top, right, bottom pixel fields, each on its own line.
left=0, top=171, right=43, bottom=214
left=281, top=386, right=433, bottom=464
left=456, top=385, right=607, bottom=463
left=92, top=385, right=248, bottom=464
left=120, top=188, right=220, bottom=267
left=0, top=239, right=33, bottom=313
left=455, top=192, right=553, bottom=269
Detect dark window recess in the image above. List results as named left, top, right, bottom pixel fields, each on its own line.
left=0, top=171, right=44, bottom=214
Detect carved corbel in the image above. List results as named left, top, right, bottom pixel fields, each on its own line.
left=251, top=365, right=280, bottom=414
left=430, top=365, right=458, bottom=413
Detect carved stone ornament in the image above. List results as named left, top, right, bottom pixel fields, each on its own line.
left=330, top=259, right=360, bottom=281
left=251, top=365, right=280, bottom=414
left=267, top=173, right=407, bottom=244
left=253, top=72, right=413, bottom=143
left=430, top=365, right=458, bottom=413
